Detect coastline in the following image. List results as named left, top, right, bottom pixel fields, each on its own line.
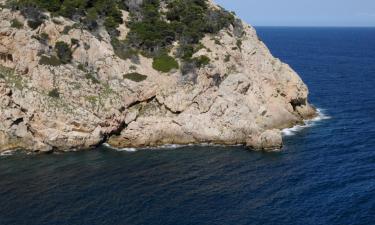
left=0, top=108, right=328, bottom=156
left=282, top=108, right=331, bottom=136
left=102, top=108, right=329, bottom=153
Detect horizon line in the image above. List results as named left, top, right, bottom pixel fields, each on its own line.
left=252, top=25, right=375, bottom=28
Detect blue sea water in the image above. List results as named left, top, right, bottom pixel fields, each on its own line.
left=1, top=27, right=375, bottom=225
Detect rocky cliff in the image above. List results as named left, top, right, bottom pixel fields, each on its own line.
left=0, top=0, right=316, bottom=153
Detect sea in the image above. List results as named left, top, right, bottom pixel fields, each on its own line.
left=0, top=27, right=374, bottom=225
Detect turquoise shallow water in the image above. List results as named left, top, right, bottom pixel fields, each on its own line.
left=0, top=27, right=374, bottom=225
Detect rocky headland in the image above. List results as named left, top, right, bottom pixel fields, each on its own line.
left=0, top=0, right=316, bottom=153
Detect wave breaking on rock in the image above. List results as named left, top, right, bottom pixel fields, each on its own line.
left=282, top=108, right=331, bottom=136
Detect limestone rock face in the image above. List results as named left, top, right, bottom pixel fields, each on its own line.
left=0, top=1, right=316, bottom=153
left=246, top=130, right=283, bottom=151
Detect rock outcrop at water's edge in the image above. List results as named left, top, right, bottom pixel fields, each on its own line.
left=0, top=0, right=316, bottom=153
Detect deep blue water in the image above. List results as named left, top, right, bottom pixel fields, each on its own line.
left=1, top=27, right=375, bottom=225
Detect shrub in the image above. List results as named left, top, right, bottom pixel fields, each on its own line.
left=11, top=4, right=47, bottom=29
left=214, top=39, right=221, bottom=45
left=152, top=54, right=179, bottom=73
left=224, top=54, right=231, bottom=62
left=33, top=32, right=49, bottom=45
left=71, top=38, right=79, bottom=47
left=10, top=0, right=235, bottom=72
left=40, top=32, right=49, bottom=40
left=48, top=88, right=60, bottom=98
left=85, top=73, right=100, bottom=84
left=111, top=38, right=139, bottom=60
left=27, top=19, right=43, bottom=29
left=55, top=41, right=72, bottom=64
left=177, top=44, right=195, bottom=60
left=193, top=55, right=210, bottom=68
left=39, top=55, right=62, bottom=66
left=11, top=19, right=23, bottom=29
left=123, top=72, right=147, bottom=82
left=10, top=0, right=123, bottom=32
left=177, top=43, right=207, bottom=61
left=77, top=63, right=86, bottom=71
left=126, top=0, right=234, bottom=57
left=129, top=65, right=137, bottom=70
left=204, top=7, right=235, bottom=33
left=236, top=39, right=242, bottom=50
left=62, top=25, right=72, bottom=34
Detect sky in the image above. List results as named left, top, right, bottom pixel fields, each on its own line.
left=215, top=0, right=375, bottom=27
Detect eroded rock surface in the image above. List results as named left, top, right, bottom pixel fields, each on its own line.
left=0, top=1, right=316, bottom=152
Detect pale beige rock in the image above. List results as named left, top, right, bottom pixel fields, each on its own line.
left=0, top=1, right=316, bottom=153
left=246, top=129, right=283, bottom=151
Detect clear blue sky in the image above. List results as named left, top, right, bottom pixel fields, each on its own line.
left=215, top=0, right=375, bottom=27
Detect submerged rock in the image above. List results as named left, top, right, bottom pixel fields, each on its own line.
left=0, top=0, right=316, bottom=152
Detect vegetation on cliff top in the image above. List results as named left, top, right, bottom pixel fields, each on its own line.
left=7, top=0, right=238, bottom=73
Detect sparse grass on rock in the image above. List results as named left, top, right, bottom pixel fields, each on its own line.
left=123, top=72, right=147, bottom=82
left=0, top=65, right=24, bottom=89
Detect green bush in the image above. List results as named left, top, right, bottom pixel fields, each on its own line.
left=127, top=0, right=175, bottom=55
left=11, top=19, right=23, bottom=29
left=62, top=25, right=72, bottom=34
left=85, top=73, right=100, bottom=84
left=10, top=0, right=235, bottom=72
left=224, top=54, right=231, bottom=62
left=123, top=72, right=147, bottom=82
left=193, top=55, right=210, bottom=68
left=40, top=32, right=49, bottom=40
left=177, top=44, right=206, bottom=61
left=71, top=38, right=79, bottom=47
left=126, top=0, right=234, bottom=57
left=152, top=54, right=179, bottom=73
left=48, top=88, right=60, bottom=98
left=32, top=32, right=49, bottom=45
left=27, top=19, right=43, bottom=29
left=77, top=63, right=86, bottom=71
left=10, top=0, right=123, bottom=32
left=39, top=55, right=62, bottom=66
left=55, top=41, right=72, bottom=64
